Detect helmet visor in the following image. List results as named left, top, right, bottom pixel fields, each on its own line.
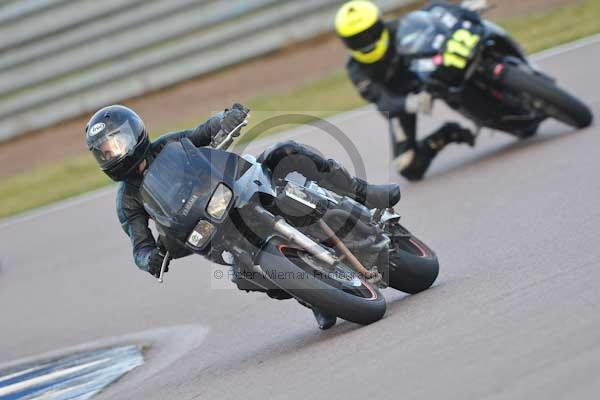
left=351, top=29, right=389, bottom=64
left=89, top=121, right=138, bottom=169
left=341, top=19, right=385, bottom=51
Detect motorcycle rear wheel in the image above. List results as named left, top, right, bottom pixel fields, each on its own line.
left=257, top=237, right=386, bottom=325
left=502, top=65, right=593, bottom=129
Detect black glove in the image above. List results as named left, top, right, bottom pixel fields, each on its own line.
left=221, top=103, right=249, bottom=135
left=146, top=248, right=169, bottom=278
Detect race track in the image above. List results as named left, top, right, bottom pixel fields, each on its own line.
left=1, top=36, right=599, bottom=400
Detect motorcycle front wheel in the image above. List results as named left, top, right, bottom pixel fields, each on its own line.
left=257, top=237, right=386, bottom=325
left=384, top=224, right=439, bottom=294
left=502, top=64, right=593, bottom=129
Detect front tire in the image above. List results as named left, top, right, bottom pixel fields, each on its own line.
left=384, top=227, right=439, bottom=294
left=502, top=64, right=593, bottom=129
left=257, top=237, right=386, bottom=325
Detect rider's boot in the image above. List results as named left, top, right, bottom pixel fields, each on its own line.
left=312, top=308, right=337, bottom=330
left=295, top=298, right=337, bottom=330
left=320, top=159, right=401, bottom=209
left=395, top=122, right=475, bottom=181
left=429, top=122, right=476, bottom=148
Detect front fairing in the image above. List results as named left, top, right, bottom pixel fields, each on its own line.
left=397, top=8, right=488, bottom=89
left=140, top=138, right=252, bottom=254
left=481, top=20, right=528, bottom=62
left=233, top=154, right=276, bottom=208
left=395, top=11, right=452, bottom=58
left=396, top=10, right=460, bottom=83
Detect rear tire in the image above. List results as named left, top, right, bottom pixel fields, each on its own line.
left=257, top=237, right=386, bottom=325
left=502, top=64, right=593, bottom=129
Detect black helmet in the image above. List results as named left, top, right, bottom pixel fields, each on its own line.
left=85, top=105, right=150, bottom=182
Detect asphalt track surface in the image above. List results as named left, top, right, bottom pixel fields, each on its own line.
left=1, top=36, right=599, bottom=400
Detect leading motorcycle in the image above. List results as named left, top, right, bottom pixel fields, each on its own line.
left=141, top=122, right=439, bottom=325
left=396, top=3, right=593, bottom=136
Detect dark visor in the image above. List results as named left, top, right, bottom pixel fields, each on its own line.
left=342, top=20, right=385, bottom=52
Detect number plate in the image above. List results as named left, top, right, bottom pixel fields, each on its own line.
left=443, top=28, right=480, bottom=69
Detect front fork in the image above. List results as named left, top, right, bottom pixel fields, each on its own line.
left=253, top=205, right=377, bottom=279
left=253, top=205, right=338, bottom=267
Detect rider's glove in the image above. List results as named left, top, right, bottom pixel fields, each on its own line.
left=404, top=91, right=433, bottom=115
left=146, top=248, right=169, bottom=278
left=221, top=103, right=249, bottom=136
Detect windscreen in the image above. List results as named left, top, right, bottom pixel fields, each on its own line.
left=142, top=143, right=195, bottom=218
left=395, top=11, right=448, bottom=56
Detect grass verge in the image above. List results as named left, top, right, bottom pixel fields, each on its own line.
left=1, top=0, right=599, bottom=219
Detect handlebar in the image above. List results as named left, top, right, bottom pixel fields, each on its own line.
left=211, top=118, right=249, bottom=151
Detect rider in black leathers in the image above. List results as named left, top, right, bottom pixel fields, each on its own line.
left=336, top=1, right=478, bottom=180
left=85, top=104, right=399, bottom=330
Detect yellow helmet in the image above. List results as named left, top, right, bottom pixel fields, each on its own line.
left=335, top=0, right=389, bottom=64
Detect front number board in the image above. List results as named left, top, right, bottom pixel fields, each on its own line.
left=443, top=28, right=480, bottom=69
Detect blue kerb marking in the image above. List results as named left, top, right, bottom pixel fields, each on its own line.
left=0, top=345, right=143, bottom=400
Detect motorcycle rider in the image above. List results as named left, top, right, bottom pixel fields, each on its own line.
left=85, top=104, right=400, bottom=330
left=335, top=0, right=479, bottom=181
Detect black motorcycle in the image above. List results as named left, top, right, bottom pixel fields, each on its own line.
left=140, top=123, right=439, bottom=325
left=396, top=4, right=593, bottom=136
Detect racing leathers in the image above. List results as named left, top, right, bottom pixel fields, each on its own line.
left=346, top=6, right=476, bottom=181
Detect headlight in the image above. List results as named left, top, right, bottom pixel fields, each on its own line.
left=187, top=220, right=215, bottom=248
left=206, top=183, right=232, bottom=219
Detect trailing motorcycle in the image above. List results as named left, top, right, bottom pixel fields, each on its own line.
left=141, top=123, right=439, bottom=325
left=396, top=3, right=593, bottom=136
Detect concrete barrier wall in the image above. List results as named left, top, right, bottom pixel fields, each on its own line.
left=0, top=0, right=206, bottom=72
left=0, top=0, right=71, bottom=25
left=0, top=0, right=413, bottom=141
